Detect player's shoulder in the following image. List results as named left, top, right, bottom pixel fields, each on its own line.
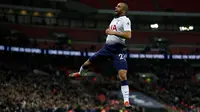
left=120, top=16, right=131, bottom=22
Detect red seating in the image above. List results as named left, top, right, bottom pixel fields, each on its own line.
left=129, top=31, right=200, bottom=44
left=8, top=24, right=200, bottom=45
left=37, top=41, right=56, bottom=49
left=9, top=25, right=50, bottom=38
left=157, top=0, right=200, bottom=12
left=7, top=24, right=200, bottom=54
left=106, top=0, right=119, bottom=10
left=55, top=28, right=103, bottom=42
left=129, top=49, right=160, bottom=54
left=36, top=41, right=199, bottom=54
left=8, top=24, right=102, bottom=42
left=169, top=47, right=199, bottom=54
left=129, top=47, right=200, bottom=54
left=80, top=0, right=103, bottom=9
left=80, top=0, right=200, bottom=12
left=127, top=0, right=156, bottom=11
left=80, top=0, right=156, bottom=11
left=72, top=43, right=102, bottom=51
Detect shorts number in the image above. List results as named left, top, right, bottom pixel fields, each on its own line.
left=118, top=54, right=124, bottom=60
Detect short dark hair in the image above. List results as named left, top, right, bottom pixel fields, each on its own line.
left=122, top=2, right=128, bottom=12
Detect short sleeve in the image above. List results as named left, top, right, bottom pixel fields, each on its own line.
left=123, top=18, right=131, bottom=31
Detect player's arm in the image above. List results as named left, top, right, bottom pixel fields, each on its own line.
left=105, top=29, right=131, bottom=39
left=112, top=31, right=131, bottom=39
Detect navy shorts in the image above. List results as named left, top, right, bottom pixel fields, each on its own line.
left=89, top=43, right=127, bottom=71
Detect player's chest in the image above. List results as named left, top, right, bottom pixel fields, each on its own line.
left=109, top=19, right=123, bottom=31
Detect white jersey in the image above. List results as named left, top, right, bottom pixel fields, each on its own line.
left=106, top=16, right=131, bottom=45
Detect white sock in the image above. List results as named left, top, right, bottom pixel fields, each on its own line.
left=78, top=66, right=84, bottom=74
left=121, top=85, right=129, bottom=103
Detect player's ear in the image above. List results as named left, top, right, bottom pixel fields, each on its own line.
left=124, top=9, right=128, bottom=14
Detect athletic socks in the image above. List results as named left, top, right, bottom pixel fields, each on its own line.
left=78, top=66, right=84, bottom=74
left=121, top=80, right=129, bottom=103
left=78, top=65, right=88, bottom=75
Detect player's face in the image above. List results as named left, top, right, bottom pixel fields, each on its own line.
left=114, top=3, right=125, bottom=16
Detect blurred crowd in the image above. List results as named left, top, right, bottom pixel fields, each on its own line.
left=135, top=60, right=200, bottom=112
left=0, top=53, right=200, bottom=112
left=0, top=52, right=137, bottom=112
left=0, top=50, right=200, bottom=112
left=0, top=70, right=120, bottom=112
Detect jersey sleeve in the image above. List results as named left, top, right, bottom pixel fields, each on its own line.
left=123, top=18, right=131, bottom=31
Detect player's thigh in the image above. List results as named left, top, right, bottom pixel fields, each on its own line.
left=112, top=53, right=128, bottom=71
left=89, top=49, right=110, bottom=64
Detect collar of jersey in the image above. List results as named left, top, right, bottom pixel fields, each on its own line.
left=114, top=15, right=126, bottom=19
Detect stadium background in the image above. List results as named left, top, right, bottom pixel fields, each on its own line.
left=0, top=0, right=200, bottom=112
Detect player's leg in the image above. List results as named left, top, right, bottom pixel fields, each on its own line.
left=69, top=59, right=91, bottom=77
left=113, top=53, right=131, bottom=108
left=79, top=51, right=109, bottom=75
left=78, top=59, right=91, bottom=75
left=69, top=48, right=108, bottom=77
left=118, top=69, right=131, bottom=108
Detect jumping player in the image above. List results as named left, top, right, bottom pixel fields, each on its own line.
left=70, top=2, right=132, bottom=108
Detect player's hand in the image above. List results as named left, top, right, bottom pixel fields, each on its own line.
left=105, top=29, right=116, bottom=35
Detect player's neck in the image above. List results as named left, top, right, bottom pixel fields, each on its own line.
left=115, top=14, right=125, bottom=18
left=120, top=12, right=126, bottom=16
left=119, top=14, right=125, bottom=17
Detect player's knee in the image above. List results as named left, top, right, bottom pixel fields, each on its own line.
left=118, top=69, right=127, bottom=80
left=84, top=60, right=91, bottom=65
